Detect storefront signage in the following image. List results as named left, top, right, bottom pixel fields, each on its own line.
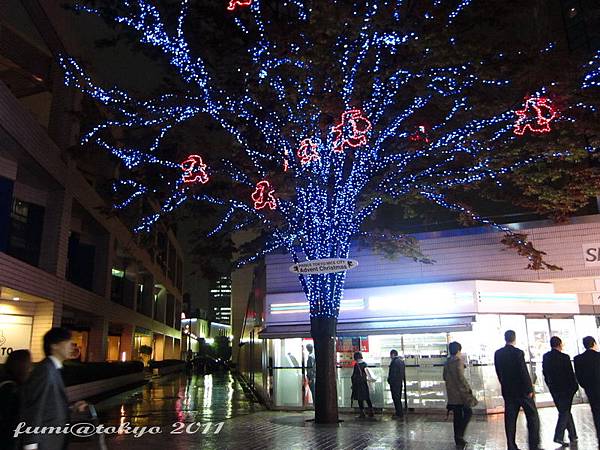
left=289, top=258, right=359, bottom=274
left=336, top=336, right=369, bottom=353
left=583, top=243, right=600, bottom=267
left=0, top=315, right=33, bottom=363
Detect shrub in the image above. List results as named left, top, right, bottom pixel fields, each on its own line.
left=61, top=360, right=144, bottom=386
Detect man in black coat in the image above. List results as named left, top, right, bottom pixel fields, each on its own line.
left=494, top=330, right=541, bottom=450
left=20, top=328, right=86, bottom=450
left=574, top=335, right=600, bottom=447
left=387, top=349, right=405, bottom=418
left=542, top=336, right=578, bottom=446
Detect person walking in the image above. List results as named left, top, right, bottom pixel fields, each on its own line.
left=351, top=352, right=375, bottom=418
left=20, top=328, right=87, bottom=450
left=573, top=336, right=600, bottom=448
left=0, top=350, right=32, bottom=450
left=542, top=336, right=578, bottom=447
left=387, top=349, right=405, bottom=419
left=494, top=330, right=542, bottom=450
left=443, top=342, right=477, bottom=448
left=306, top=343, right=316, bottom=403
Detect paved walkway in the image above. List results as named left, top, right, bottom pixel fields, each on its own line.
left=70, top=372, right=599, bottom=449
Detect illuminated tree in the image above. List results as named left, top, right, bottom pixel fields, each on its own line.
left=62, top=0, right=599, bottom=422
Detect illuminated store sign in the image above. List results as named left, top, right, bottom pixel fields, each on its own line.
left=0, top=314, right=33, bottom=363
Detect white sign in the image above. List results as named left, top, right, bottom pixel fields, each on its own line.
left=0, top=315, right=33, bottom=363
left=583, top=243, right=600, bottom=267
left=289, top=258, right=359, bottom=275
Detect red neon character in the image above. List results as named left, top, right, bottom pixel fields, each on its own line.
left=181, top=154, right=209, bottom=184
left=332, top=109, right=372, bottom=153
left=283, top=149, right=289, bottom=172
left=227, top=0, right=252, bottom=11
left=513, top=97, right=557, bottom=136
left=251, top=180, right=277, bottom=210
left=409, top=125, right=430, bottom=143
left=297, top=138, right=320, bottom=165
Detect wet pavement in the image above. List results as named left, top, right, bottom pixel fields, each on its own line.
left=70, top=372, right=600, bottom=449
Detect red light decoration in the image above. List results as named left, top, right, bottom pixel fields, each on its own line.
left=332, top=109, right=372, bottom=153
left=252, top=180, right=277, bottom=210
left=297, top=138, right=320, bottom=165
left=181, top=154, right=209, bottom=184
left=513, top=97, right=557, bottom=136
left=227, top=0, right=252, bottom=11
left=409, top=125, right=430, bottom=143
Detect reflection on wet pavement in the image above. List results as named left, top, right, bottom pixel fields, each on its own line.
left=98, top=372, right=262, bottom=426
left=70, top=372, right=600, bottom=449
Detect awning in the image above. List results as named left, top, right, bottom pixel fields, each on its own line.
left=258, top=316, right=475, bottom=339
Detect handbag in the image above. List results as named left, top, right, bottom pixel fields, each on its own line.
left=465, top=391, right=478, bottom=408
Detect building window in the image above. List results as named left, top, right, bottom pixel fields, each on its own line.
left=209, top=276, right=232, bottom=325
left=111, top=268, right=125, bottom=304
left=136, top=283, right=144, bottom=314
left=66, top=232, right=96, bottom=291
left=7, top=199, right=44, bottom=267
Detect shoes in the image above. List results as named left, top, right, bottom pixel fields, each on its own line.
left=391, top=414, right=404, bottom=420
left=367, top=407, right=374, bottom=418
left=454, top=437, right=467, bottom=447
left=553, top=438, right=569, bottom=447
left=358, top=411, right=366, bottom=419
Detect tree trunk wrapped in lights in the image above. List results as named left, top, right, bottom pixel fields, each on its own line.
left=61, top=0, right=599, bottom=423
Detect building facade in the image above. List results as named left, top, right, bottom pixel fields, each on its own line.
left=0, top=1, right=183, bottom=363
left=210, top=275, right=232, bottom=325
left=234, top=215, right=600, bottom=412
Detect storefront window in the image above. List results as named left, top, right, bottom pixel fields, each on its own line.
left=0, top=314, right=33, bottom=363
left=107, top=335, right=121, bottom=361
left=499, top=315, right=528, bottom=358
left=525, top=318, right=552, bottom=401
left=69, top=330, right=88, bottom=362
left=574, top=315, right=599, bottom=352
left=549, top=319, right=578, bottom=357
left=271, top=338, right=303, bottom=407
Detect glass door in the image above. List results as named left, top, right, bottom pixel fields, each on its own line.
left=550, top=318, right=582, bottom=404
left=525, top=318, right=552, bottom=402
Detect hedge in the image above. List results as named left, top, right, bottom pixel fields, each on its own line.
left=148, top=359, right=185, bottom=368
left=62, top=361, right=144, bottom=386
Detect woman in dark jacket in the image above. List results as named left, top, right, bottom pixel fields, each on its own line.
left=351, top=352, right=375, bottom=418
left=0, top=350, right=32, bottom=450
left=443, top=342, right=477, bottom=448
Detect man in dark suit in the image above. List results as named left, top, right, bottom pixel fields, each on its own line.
left=495, top=330, right=541, bottom=450
left=20, top=328, right=86, bottom=450
left=387, top=349, right=406, bottom=419
left=574, top=336, right=600, bottom=447
left=542, top=336, right=578, bottom=446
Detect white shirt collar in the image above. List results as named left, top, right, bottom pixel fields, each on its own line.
left=48, top=355, right=63, bottom=369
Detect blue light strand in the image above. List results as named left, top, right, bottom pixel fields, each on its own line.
left=62, top=0, right=593, bottom=319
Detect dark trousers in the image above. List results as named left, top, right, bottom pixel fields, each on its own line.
left=587, top=392, right=600, bottom=445
left=358, top=398, right=373, bottom=410
left=550, top=391, right=577, bottom=441
left=389, top=382, right=403, bottom=416
left=503, top=396, right=540, bottom=450
left=449, top=405, right=472, bottom=441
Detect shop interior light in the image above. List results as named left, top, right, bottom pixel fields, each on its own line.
left=205, top=338, right=214, bottom=344
left=271, top=298, right=364, bottom=314
left=121, top=351, right=126, bottom=362
left=368, top=290, right=454, bottom=310
left=478, top=292, right=577, bottom=302
left=12, top=297, right=20, bottom=301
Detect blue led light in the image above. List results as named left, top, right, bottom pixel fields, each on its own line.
left=61, top=0, right=596, bottom=318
